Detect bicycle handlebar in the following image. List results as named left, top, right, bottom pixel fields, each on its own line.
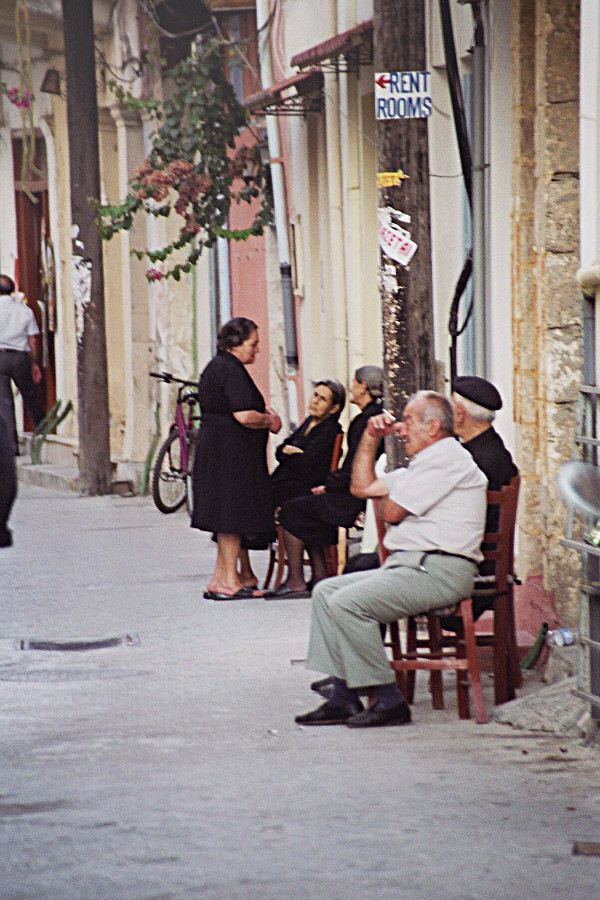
left=150, top=371, right=198, bottom=388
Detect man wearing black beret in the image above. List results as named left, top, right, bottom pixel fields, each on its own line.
left=451, top=375, right=518, bottom=492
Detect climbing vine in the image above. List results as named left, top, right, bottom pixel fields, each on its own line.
left=0, top=0, right=42, bottom=202
left=96, top=36, right=271, bottom=282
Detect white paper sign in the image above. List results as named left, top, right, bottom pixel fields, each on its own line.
left=377, top=208, right=418, bottom=266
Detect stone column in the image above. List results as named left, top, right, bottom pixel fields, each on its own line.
left=512, top=0, right=581, bottom=622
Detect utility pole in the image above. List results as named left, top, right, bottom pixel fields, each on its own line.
left=62, top=0, right=112, bottom=494
left=374, top=0, right=436, bottom=439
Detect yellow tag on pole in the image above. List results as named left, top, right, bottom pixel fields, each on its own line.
left=377, top=171, right=409, bottom=188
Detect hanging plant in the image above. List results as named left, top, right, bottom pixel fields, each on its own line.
left=96, top=36, right=272, bottom=282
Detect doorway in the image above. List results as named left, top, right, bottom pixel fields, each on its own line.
left=12, top=134, right=56, bottom=430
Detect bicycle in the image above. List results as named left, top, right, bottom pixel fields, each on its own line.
left=150, top=371, right=200, bottom=514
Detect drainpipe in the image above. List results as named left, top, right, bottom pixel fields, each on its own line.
left=471, top=1, right=487, bottom=375
left=217, top=236, right=231, bottom=325
left=337, top=0, right=360, bottom=380
left=324, top=68, right=349, bottom=393
left=255, top=0, right=298, bottom=370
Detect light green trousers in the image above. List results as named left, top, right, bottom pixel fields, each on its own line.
left=306, top=550, right=476, bottom=689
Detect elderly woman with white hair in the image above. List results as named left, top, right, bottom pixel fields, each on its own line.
left=268, top=365, right=384, bottom=598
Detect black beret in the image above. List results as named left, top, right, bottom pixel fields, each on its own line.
left=453, top=375, right=502, bottom=411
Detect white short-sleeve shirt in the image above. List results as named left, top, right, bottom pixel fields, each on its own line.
left=0, top=295, right=39, bottom=351
left=380, top=436, right=488, bottom=561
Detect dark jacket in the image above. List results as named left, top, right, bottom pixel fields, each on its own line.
left=271, top=415, right=342, bottom=507
left=324, top=399, right=383, bottom=495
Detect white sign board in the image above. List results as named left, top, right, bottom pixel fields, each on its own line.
left=377, top=209, right=417, bottom=266
left=375, top=71, right=432, bottom=120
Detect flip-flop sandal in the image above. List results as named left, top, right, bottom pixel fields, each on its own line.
left=264, top=584, right=311, bottom=600
left=205, top=586, right=266, bottom=601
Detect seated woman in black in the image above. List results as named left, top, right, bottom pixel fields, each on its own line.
left=271, top=380, right=345, bottom=508
left=269, top=365, right=384, bottom=598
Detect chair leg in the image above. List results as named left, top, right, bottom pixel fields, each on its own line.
left=262, top=544, right=276, bottom=590
left=273, top=524, right=287, bottom=589
left=507, top=584, right=522, bottom=688
left=405, top=617, right=417, bottom=704
left=493, top=592, right=513, bottom=705
left=388, top=621, right=408, bottom=694
left=460, top=598, right=487, bottom=724
left=337, top=527, right=347, bottom=575
left=324, top=544, right=338, bottom=578
left=427, top=614, right=445, bottom=709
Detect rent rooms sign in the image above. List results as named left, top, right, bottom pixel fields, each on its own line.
left=375, top=71, right=432, bottom=120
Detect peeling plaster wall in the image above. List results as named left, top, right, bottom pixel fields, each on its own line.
left=512, top=0, right=582, bottom=623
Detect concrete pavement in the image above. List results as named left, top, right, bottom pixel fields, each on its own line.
left=1, top=484, right=600, bottom=899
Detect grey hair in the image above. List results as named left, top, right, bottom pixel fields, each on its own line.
left=355, top=365, right=384, bottom=400
left=453, top=392, right=496, bottom=424
left=411, top=390, right=454, bottom=435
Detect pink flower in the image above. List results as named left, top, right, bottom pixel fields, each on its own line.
left=4, top=87, right=33, bottom=108
left=147, top=268, right=163, bottom=282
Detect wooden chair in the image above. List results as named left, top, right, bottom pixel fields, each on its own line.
left=468, top=475, right=521, bottom=703
left=382, top=478, right=520, bottom=722
left=263, top=431, right=344, bottom=590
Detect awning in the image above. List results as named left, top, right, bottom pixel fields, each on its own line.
left=245, top=69, right=323, bottom=116
left=290, top=19, right=373, bottom=70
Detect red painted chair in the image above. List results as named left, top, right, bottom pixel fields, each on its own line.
left=382, top=478, right=520, bottom=722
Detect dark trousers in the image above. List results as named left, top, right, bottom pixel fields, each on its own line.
left=0, top=350, right=44, bottom=453
left=0, top=415, right=17, bottom=546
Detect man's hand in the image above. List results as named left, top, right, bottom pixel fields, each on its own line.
left=366, top=411, right=402, bottom=439
left=31, top=363, right=42, bottom=385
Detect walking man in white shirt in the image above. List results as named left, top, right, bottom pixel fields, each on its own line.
left=0, top=274, right=44, bottom=452
left=295, top=390, right=488, bottom=728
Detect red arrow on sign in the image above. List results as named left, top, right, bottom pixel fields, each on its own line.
left=375, top=74, right=390, bottom=89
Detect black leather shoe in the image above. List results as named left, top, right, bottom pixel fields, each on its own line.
left=310, top=676, right=335, bottom=699
left=345, top=700, right=412, bottom=728
left=295, top=698, right=364, bottom=726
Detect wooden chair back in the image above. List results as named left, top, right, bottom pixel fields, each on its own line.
left=330, top=431, right=344, bottom=472
left=477, top=475, right=520, bottom=596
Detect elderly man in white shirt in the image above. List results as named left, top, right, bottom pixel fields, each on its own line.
left=0, top=274, right=44, bottom=452
left=295, top=390, right=488, bottom=729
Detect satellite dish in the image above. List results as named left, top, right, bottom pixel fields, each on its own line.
left=556, top=460, right=600, bottom=519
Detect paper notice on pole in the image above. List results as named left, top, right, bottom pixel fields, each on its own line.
left=377, top=208, right=417, bottom=266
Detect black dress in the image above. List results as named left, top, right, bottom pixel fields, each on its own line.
left=191, top=351, right=275, bottom=547
left=278, top=400, right=383, bottom=549
left=270, top=416, right=342, bottom=507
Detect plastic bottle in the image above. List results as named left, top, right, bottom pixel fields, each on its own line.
left=584, top=521, right=600, bottom=547
left=546, top=627, right=577, bottom=647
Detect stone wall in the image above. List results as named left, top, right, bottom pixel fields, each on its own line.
left=512, top=0, right=582, bottom=623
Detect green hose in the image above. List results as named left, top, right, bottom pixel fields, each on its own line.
left=141, top=401, right=161, bottom=496
left=520, top=621, right=549, bottom=669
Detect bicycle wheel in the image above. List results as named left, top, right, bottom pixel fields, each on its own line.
left=152, top=429, right=187, bottom=513
left=185, top=428, right=197, bottom=517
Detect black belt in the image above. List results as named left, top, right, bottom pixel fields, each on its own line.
left=422, top=549, right=477, bottom=565
left=0, top=348, right=26, bottom=352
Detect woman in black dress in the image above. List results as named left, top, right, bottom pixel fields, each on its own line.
left=191, top=317, right=282, bottom=599
left=270, top=380, right=345, bottom=508
left=270, top=365, right=384, bottom=598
